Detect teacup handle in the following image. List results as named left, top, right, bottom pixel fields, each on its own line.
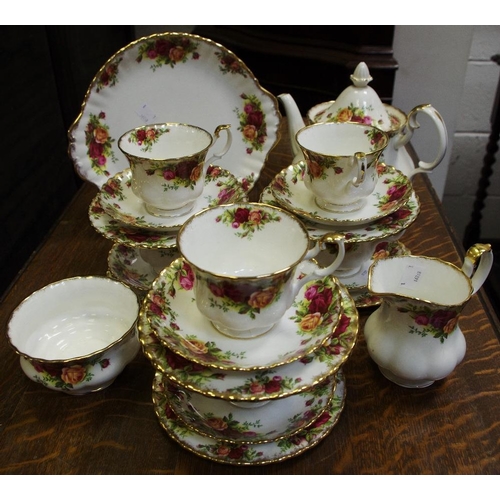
left=204, top=124, right=232, bottom=169
left=461, top=243, right=494, bottom=294
left=392, top=104, right=448, bottom=176
left=292, top=233, right=345, bottom=295
left=351, top=152, right=368, bottom=187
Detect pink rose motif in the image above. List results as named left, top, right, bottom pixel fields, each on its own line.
left=163, top=169, right=176, bottom=181
left=155, top=39, right=174, bottom=56
left=414, top=314, right=430, bottom=326
left=430, top=310, right=457, bottom=330
left=248, top=382, right=265, bottom=394
left=387, top=184, right=408, bottom=202
left=332, top=314, right=351, bottom=336
left=308, top=288, right=333, bottom=314
left=246, top=110, right=263, bottom=128
left=179, top=276, right=193, bottom=290
left=135, top=129, right=147, bottom=142
left=89, top=141, right=104, bottom=159
left=265, top=378, right=282, bottom=394
left=234, top=208, right=250, bottom=223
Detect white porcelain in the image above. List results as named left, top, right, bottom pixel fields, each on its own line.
left=89, top=166, right=247, bottom=248
left=280, top=62, right=448, bottom=178
left=270, top=162, right=413, bottom=227
left=152, top=370, right=346, bottom=465
left=176, top=202, right=345, bottom=339
left=98, top=166, right=246, bottom=231
left=295, top=122, right=388, bottom=212
left=145, top=257, right=343, bottom=370
left=118, top=123, right=231, bottom=217
left=68, top=32, right=280, bottom=192
left=260, top=184, right=420, bottom=243
left=107, top=244, right=180, bottom=290
left=164, top=374, right=336, bottom=444
left=313, top=60, right=447, bottom=172
left=7, top=276, right=140, bottom=395
left=365, top=244, right=493, bottom=388
left=89, top=194, right=178, bottom=249
left=139, top=281, right=358, bottom=401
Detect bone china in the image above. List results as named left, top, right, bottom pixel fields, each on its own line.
left=295, top=122, right=389, bottom=212
left=364, top=243, right=493, bottom=388
left=7, top=276, right=140, bottom=395
left=118, top=122, right=231, bottom=217
left=176, top=202, right=345, bottom=339
left=279, top=61, right=448, bottom=178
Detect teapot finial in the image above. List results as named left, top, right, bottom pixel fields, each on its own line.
left=350, top=62, right=373, bottom=88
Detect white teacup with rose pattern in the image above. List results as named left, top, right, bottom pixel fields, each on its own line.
left=119, top=122, right=231, bottom=218
left=296, top=122, right=389, bottom=213
left=176, top=202, right=345, bottom=339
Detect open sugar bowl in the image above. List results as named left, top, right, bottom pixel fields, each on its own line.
left=7, top=276, right=140, bottom=395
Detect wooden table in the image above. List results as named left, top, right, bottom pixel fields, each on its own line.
left=1, top=121, right=499, bottom=474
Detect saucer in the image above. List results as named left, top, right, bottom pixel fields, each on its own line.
left=89, top=195, right=178, bottom=249
left=152, top=369, right=346, bottom=465
left=99, top=166, right=247, bottom=231
left=260, top=185, right=420, bottom=243
left=349, top=289, right=385, bottom=308
left=138, top=283, right=358, bottom=401
left=270, top=162, right=413, bottom=226
left=145, top=258, right=343, bottom=371
left=163, top=374, right=336, bottom=444
left=107, top=244, right=180, bottom=291
left=333, top=241, right=411, bottom=291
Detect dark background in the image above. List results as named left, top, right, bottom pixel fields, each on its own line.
left=0, top=25, right=400, bottom=298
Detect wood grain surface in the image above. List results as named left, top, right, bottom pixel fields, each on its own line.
left=1, top=121, right=499, bottom=474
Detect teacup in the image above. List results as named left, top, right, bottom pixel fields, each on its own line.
left=6, top=276, right=140, bottom=395
left=118, top=122, right=232, bottom=218
left=176, top=202, right=345, bottom=339
left=295, top=122, right=389, bottom=213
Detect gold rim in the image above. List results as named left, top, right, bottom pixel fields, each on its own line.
left=67, top=31, right=282, bottom=185
left=176, top=202, right=315, bottom=281
left=367, top=254, right=475, bottom=307
left=7, top=276, right=139, bottom=364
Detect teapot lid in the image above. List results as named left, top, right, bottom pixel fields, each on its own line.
left=322, top=62, right=392, bottom=131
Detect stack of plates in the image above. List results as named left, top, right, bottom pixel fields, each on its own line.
left=138, top=258, right=359, bottom=465
left=262, top=162, right=421, bottom=308
left=88, top=166, right=248, bottom=292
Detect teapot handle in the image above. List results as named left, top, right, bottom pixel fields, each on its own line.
left=462, top=243, right=494, bottom=294
left=392, top=104, right=448, bottom=177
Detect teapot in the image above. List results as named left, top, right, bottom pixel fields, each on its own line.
left=364, top=243, right=493, bottom=388
left=279, top=62, right=449, bottom=177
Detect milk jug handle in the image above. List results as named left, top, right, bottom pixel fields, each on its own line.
left=393, top=104, right=448, bottom=176
left=462, top=243, right=494, bottom=294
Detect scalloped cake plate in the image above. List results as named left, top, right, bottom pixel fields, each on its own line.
left=69, top=32, right=281, bottom=192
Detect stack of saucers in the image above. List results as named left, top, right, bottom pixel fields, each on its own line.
left=262, top=162, right=421, bottom=308
left=138, top=258, right=359, bottom=466
left=88, top=165, right=248, bottom=294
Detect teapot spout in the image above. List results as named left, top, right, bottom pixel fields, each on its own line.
left=278, top=93, right=306, bottom=163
